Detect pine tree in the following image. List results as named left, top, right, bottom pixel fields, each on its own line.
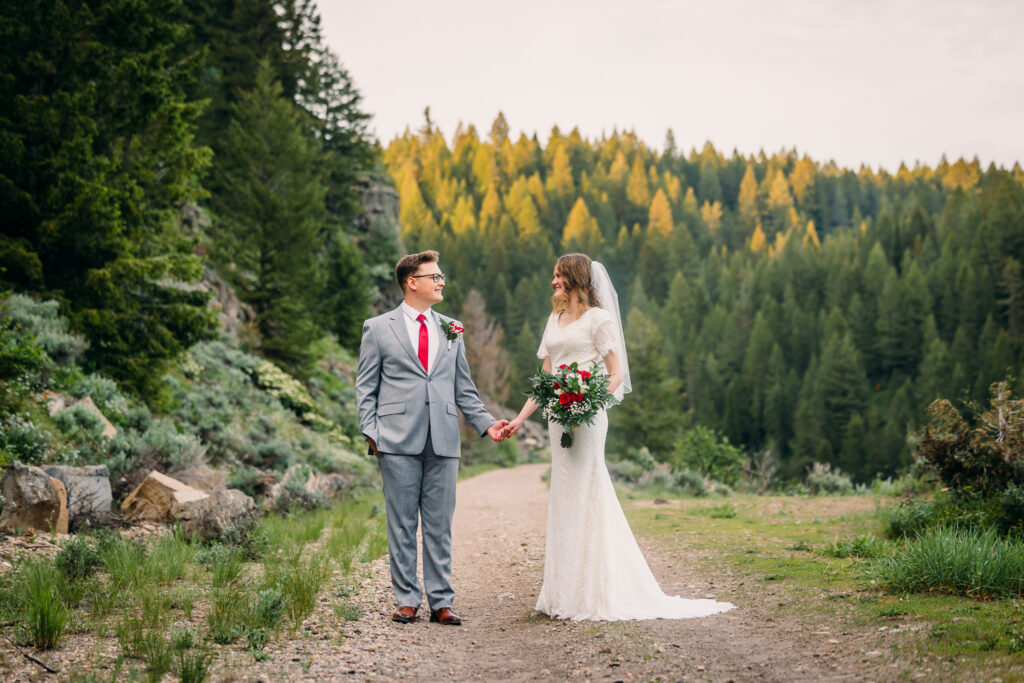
left=209, top=62, right=326, bottom=374
left=611, top=308, right=682, bottom=458
left=562, top=198, right=603, bottom=253
left=0, top=0, right=214, bottom=397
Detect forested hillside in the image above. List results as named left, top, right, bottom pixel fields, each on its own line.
left=385, top=115, right=1024, bottom=479
left=0, top=0, right=387, bottom=401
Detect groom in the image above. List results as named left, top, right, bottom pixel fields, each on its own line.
left=356, top=250, right=508, bottom=626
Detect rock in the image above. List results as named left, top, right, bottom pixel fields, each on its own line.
left=120, top=471, right=209, bottom=522
left=168, top=463, right=226, bottom=493
left=310, top=472, right=351, bottom=504
left=43, top=393, right=117, bottom=440
left=175, top=488, right=256, bottom=540
left=42, top=465, right=112, bottom=523
left=0, top=462, right=69, bottom=534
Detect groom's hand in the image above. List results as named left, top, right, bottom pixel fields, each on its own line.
left=365, top=436, right=380, bottom=456
left=486, top=420, right=510, bottom=442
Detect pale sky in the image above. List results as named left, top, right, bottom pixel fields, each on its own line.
left=320, top=0, right=1024, bottom=172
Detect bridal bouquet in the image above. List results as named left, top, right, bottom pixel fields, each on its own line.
left=528, top=361, right=617, bottom=448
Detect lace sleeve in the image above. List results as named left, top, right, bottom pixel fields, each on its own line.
left=537, top=314, right=554, bottom=359
left=593, top=311, right=618, bottom=358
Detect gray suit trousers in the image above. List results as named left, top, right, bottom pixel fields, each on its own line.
left=378, top=432, right=459, bottom=611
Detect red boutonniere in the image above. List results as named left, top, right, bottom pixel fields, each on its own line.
left=441, top=320, right=464, bottom=343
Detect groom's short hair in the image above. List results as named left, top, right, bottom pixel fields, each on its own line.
left=396, top=250, right=440, bottom=292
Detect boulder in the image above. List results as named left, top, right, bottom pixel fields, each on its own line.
left=0, top=462, right=69, bottom=534
left=44, top=393, right=117, bottom=440
left=168, top=463, right=226, bottom=493
left=42, top=465, right=113, bottom=523
left=175, top=488, right=257, bottom=540
left=310, top=472, right=351, bottom=504
left=120, top=471, right=209, bottom=522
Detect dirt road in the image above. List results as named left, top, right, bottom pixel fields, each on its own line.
left=236, top=463, right=912, bottom=681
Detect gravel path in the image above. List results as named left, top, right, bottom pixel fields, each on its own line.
left=0, top=464, right=914, bottom=681
left=230, top=463, right=910, bottom=682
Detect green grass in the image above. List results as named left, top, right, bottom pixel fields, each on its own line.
left=20, top=560, right=70, bottom=649
left=0, top=492, right=386, bottom=676
left=868, top=526, right=1024, bottom=598
left=625, top=492, right=1024, bottom=677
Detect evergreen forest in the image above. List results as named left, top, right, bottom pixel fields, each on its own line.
left=384, top=115, right=1024, bottom=480
left=2, top=0, right=1023, bottom=485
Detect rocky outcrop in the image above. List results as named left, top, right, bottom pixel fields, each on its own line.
left=354, top=179, right=400, bottom=235
left=198, top=267, right=256, bottom=337
left=120, top=471, right=209, bottom=523
left=175, top=488, right=257, bottom=540
left=43, top=393, right=117, bottom=440
left=168, top=463, right=226, bottom=493
left=0, top=462, right=69, bottom=534
left=42, top=465, right=112, bottom=524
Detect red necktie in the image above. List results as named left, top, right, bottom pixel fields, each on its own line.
left=416, top=313, right=429, bottom=372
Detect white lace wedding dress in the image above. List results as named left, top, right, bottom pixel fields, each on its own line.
left=535, top=307, right=735, bottom=621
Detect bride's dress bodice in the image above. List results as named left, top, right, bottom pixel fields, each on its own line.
left=537, top=307, right=618, bottom=370
left=534, top=306, right=735, bottom=622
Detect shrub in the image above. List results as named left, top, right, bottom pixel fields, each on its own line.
left=1, top=294, right=86, bottom=368
left=0, top=413, right=52, bottom=465
left=673, top=468, right=708, bottom=497
left=56, top=536, right=102, bottom=581
left=917, top=382, right=1024, bottom=495
left=868, top=526, right=1024, bottom=598
left=274, top=465, right=324, bottom=512
left=882, top=498, right=937, bottom=539
left=671, top=426, right=745, bottom=487
left=804, top=462, right=854, bottom=495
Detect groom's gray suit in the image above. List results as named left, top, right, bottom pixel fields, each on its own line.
left=356, top=305, right=496, bottom=611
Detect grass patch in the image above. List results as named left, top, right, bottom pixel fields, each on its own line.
left=821, top=536, right=889, bottom=559
left=690, top=503, right=738, bottom=518
left=868, top=526, right=1024, bottom=598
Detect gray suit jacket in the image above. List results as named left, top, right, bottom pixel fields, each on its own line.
left=355, top=305, right=496, bottom=457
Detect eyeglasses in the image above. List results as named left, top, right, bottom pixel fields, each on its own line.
left=410, top=273, right=446, bottom=284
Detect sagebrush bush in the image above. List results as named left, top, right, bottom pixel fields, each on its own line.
left=804, top=462, right=854, bottom=495
left=673, top=468, right=708, bottom=497
left=1, top=294, right=86, bottom=368
left=0, top=413, right=52, bottom=465
left=56, top=536, right=102, bottom=581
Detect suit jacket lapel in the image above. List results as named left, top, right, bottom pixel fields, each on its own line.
left=432, top=312, right=454, bottom=375
left=387, top=306, right=427, bottom=377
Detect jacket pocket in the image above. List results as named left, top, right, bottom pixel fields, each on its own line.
left=378, top=402, right=406, bottom=416
left=446, top=402, right=457, bottom=416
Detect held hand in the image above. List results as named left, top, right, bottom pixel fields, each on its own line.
left=486, top=420, right=510, bottom=442
left=503, top=419, right=523, bottom=439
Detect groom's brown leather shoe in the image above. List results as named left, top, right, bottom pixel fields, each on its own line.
left=392, top=606, right=418, bottom=623
left=429, top=607, right=462, bottom=625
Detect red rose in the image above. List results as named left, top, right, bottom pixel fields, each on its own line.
left=553, top=382, right=560, bottom=390
left=579, top=370, right=591, bottom=380
left=559, top=364, right=568, bottom=371
left=574, top=392, right=583, bottom=402
left=559, top=393, right=572, bottom=407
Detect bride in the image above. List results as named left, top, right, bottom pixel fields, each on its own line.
left=503, top=253, right=735, bottom=621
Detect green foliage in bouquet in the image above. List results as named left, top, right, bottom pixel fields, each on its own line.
left=527, top=361, right=617, bottom=448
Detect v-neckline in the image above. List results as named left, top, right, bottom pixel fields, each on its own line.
left=556, top=307, right=594, bottom=331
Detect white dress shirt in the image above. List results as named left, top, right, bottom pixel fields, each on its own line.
left=400, top=301, right=439, bottom=373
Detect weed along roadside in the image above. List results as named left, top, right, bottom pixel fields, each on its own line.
left=0, top=496, right=388, bottom=680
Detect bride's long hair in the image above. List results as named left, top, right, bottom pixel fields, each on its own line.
left=551, top=253, right=600, bottom=314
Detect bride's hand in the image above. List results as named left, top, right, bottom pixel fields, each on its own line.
left=504, top=418, right=523, bottom=438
